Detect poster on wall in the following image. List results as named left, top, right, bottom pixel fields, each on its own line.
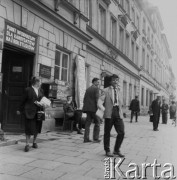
left=75, top=55, right=86, bottom=110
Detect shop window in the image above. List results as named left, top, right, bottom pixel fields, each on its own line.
left=123, top=81, right=127, bottom=106
left=54, top=50, right=69, bottom=82
left=141, top=87, right=144, bottom=106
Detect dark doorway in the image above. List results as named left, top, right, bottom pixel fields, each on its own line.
left=104, top=75, right=111, bottom=88
left=1, top=48, right=33, bottom=132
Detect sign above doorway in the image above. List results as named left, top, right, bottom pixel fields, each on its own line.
left=4, top=21, right=37, bottom=53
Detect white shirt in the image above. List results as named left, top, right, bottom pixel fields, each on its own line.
left=32, top=86, right=38, bottom=97
left=111, top=86, right=119, bottom=106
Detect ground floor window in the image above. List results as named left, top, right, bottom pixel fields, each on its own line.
left=123, top=81, right=127, bottom=106
left=129, top=84, right=132, bottom=104
left=54, top=49, right=69, bottom=82
left=146, top=89, right=149, bottom=106
left=141, top=87, right=144, bottom=106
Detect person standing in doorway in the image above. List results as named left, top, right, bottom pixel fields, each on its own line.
left=98, top=74, right=125, bottom=157
left=161, top=99, right=169, bottom=124
left=17, top=77, right=44, bottom=152
left=151, top=95, right=161, bottom=131
left=129, top=95, right=140, bottom=123
left=83, top=78, right=100, bottom=143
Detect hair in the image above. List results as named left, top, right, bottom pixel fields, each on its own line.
left=110, top=74, right=119, bottom=81
left=67, top=95, right=72, bottom=99
left=31, top=76, right=40, bottom=86
left=92, top=78, right=99, bottom=83
left=172, top=101, right=175, bottom=104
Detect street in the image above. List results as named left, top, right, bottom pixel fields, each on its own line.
left=0, top=116, right=177, bottom=180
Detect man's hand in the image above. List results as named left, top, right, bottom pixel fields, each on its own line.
left=16, top=111, right=21, bottom=115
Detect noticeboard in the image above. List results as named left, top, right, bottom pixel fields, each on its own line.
left=39, top=64, right=51, bottom=79
left=4, top=21, right=37, bottom=53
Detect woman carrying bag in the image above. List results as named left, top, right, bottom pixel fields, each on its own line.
left=17, top=77, right=45, bottom=152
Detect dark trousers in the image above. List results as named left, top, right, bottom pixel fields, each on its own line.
left=84, top=112, right=100, bottom=141
left=104, top=106, right=125, bottom=153
left=162, top=113, right=167, bottom=124
left=130, top=111, right=138, bottom=122
left=153, top=115, right=160, bottom=130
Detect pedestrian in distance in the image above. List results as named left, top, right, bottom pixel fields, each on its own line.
left=63, top=95, right=83, bottom=134
left=129, top=95, right=140, bottom=123
left=16, top=77, right=45, bottom=152
left=169, top=101, right=176, bottom=127
left=151, top=95, right=161, bottom=131
left=83, top=78, right=101, bottom=143
left=161, top=99, right=169, bottom=124
left=98, top=74, right=125, bottom=157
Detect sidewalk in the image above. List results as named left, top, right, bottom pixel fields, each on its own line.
left=0, top=116, right=177, bottom=180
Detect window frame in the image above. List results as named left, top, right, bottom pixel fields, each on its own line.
left=54, top=49, right=70, bottom=82
left=98, top=3, right=106, bottom=38
left=110, top=15, right=117, bottom=46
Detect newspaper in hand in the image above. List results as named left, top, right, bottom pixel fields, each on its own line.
left=40, top=97, right=51, bottom=108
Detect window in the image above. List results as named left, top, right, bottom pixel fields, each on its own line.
left=110, top=17, right=116, bottom=46
left=150, top=59, right=152, bottom=75
left=146, top=55, right=149, bottom=72
left=123, top=81, right=127, bottom=106
left=147, top=27, right=150, bottom=40
left=146, top=89, right=149, bottom=107
left=119, top=26, right=124, bottom=52
left=143, top=18, right=146, bottom=34
left=99, top=5, right=106, bottom=38
left=54, top=50, right=69, bottom=82
left=129, top=84, right=132, bottom=104
left=131, top=7, right=135, bottom=23
left=120, top=0, right=123, bottom=7
left=135, top=46, right=139, bottom=65
left=136, top=15, right=140, bottom=29
left=141, top=87, right=144, bottom=106
left=85, top=64, right=90, bottom=88
left=86, top=0, right=92, bottom=26
left=134, top=85, right=136, bottom=98
left=125, top=0, right=130, bottom=17
left=125, top=33, right=130, bottom=57
left=142, top=48, right=145, bottom=68
left=131, top=40, right=134, bottom=62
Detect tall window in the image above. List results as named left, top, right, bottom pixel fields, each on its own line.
left=99, top=5, right=106, bottom=38
left=110, top=17, right=116, bottom=46
left=146, top=89, right=149, bottom=107
left=85, top=64, right=90, bottom=88
left=119, top=26, right=124, bottom=52
left=123, top=81, right=127, bottom=106
left=125, top=33, right=130, bottom=57
left=120, top=0, right=123, bottom=7
left=146, top=55, right=149, bottom=73
left=142, top=48, right=145, bottom=68
left=135, top=46, right=139, bottom=65
left=54, top=50, right=69, bottom=81
left=150, top=59, right=152, bottom=75
left=125, top=0, right=130, bottom=17
left=129, top=84, right=132, bottom=104
left=143, top=18, right=146, bottom=34
left=131, top=40, right=134, bottom=62
left=141, top=87, right=144, bottom=106
left=136, top=15, right=140, bottom=30
left=86, top=0, right=92, bottom=26
left=134, top=85, right=136, bottom=98
left=131, top=7, right=135, bottom=23
left=147, top=27, right=150, bottom=40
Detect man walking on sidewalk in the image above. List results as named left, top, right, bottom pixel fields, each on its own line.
left=151, top=95, right=161, bottom=131
left=98, top=74, right=125, bottom=157
left=83, top=78, right=100, bottom=143
left=129, top=96, right=140, bottom=123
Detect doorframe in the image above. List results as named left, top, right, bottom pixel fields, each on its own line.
left=0, top=44, right=35, bottom=132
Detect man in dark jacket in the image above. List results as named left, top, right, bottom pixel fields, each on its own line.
left=83, top=78, right=100, bottom=143
left=129, top=96, right=140, bottom=123
left=151, top=95, right=161, bottom=131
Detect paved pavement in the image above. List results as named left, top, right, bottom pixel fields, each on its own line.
left=0, top=116, right=177, bottom=180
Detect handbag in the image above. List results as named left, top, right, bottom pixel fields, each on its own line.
left=37, top=106, right=45, bottom=121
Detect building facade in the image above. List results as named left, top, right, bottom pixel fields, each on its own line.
left=0, top=0, right=175, bottom=132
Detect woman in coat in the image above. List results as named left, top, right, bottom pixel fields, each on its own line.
left=161, top=99, right=169, bottom=124
left=17, top=77, right=44, bottom=152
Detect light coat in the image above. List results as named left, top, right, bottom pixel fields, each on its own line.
left=97, top=86, right=123, bottom=119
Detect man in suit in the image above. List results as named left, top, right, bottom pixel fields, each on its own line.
left=129, top=95, right=140, bottom=123
left=98, top=74, right=125, bottom=157
left=151, top=95, right=161, bottom=131
left=83, top=78, right=100, bottom=143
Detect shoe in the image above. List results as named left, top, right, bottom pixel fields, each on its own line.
left=136, top=121, right=138, bottom=122
left=130, top=121, right=132, bottom=123
left=32, top=143, right=38, bottom=149
left=24, top=145, right=30, bottom=152
left=84, top=140, right=92, bottom=143
left=93, top=139, right=101, bottom=143
left=106, top=152, right=114, bottom=157
left=77, top=130, right=83, bottom=135
left=113, top=151, right=125, bottom=157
